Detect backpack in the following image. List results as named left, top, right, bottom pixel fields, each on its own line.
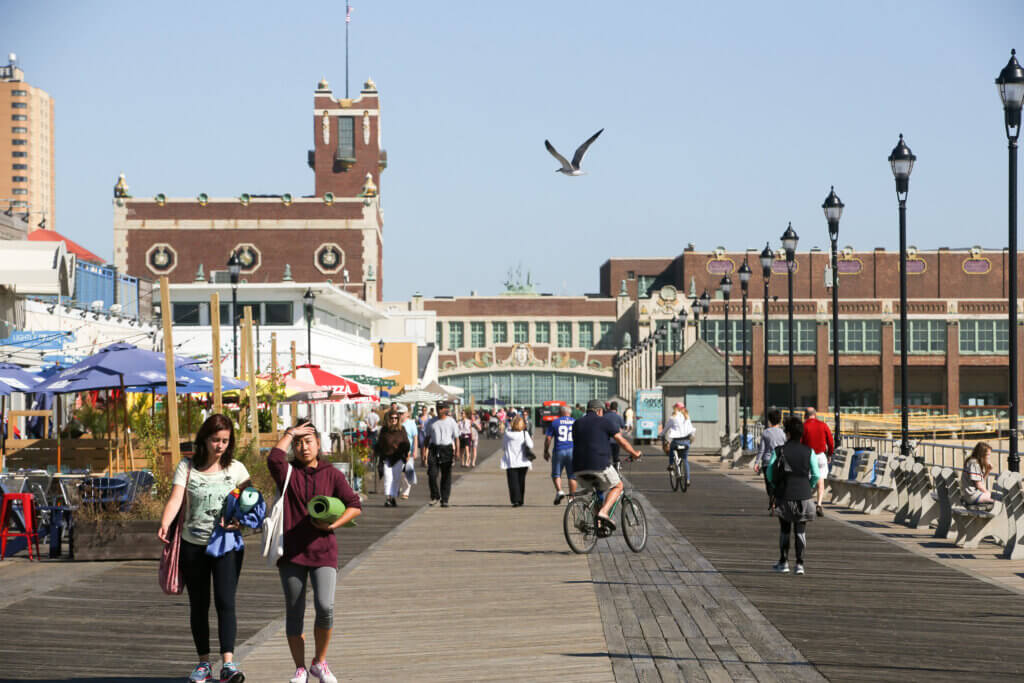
left=770, top=445, right=789, bottom=496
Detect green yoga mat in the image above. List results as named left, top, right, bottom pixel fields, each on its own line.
left=307, top=496, right=356, bottom=526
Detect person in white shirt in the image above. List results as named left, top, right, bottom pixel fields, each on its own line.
left=501, top=415, right=534, bottom=507
left=424, top=402, right=460, bottom=507
left=661, top=402, right=696, bottom=486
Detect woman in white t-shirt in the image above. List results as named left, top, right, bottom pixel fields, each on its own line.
left=501, top=415, right=534, bottom=506
left=962, top=442, right=994, bottom=504
left=158, top=414, right=250, bottom=683
left=660, top=402, right=695, bottom=486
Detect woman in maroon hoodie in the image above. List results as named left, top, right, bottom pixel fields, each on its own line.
left=268, top=420, right=361, bottom=683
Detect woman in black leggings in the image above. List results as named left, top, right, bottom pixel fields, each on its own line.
left=765, top=417, right=824, bottom=576
left=158, top=414, right=250, bottom=683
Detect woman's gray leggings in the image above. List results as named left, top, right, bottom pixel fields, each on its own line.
left=278, top=561, right=337, bottom=636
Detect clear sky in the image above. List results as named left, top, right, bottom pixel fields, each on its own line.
left=4, top=1, right=1023, bottom=300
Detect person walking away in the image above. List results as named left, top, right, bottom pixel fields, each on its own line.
left=765, top=417, right=823, bottom=576
left=457, top=410, right=473, bottom=467
left=398, top=404, right=418, bottom=499
left=604, top=401, right=627, bottom=470
left=661, top=402, right=695, bottom=487
left=572, top=400, right=642, bottom=530
left=543, top=405, right=577, bottom=504
left=801, top=407, right=834, bottom=462
left=424, top=402, right=459, bottom=507
left=375, top=410, right=411, bottom=507
left=158, top=414, right=250, bottom=683
left=962, top=442, right=995, bottom=504
left=501, top=415, right=534, bottom=506
left=754, top=409, right=786, bottom=514
left=469, top=411, right=482, bottom=467
left=268, top=421, right=361, bottom=683
left=623, top=404, right=635, bottom=433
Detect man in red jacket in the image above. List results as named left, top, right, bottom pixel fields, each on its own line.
left=801, top=407, right=834, bottom=460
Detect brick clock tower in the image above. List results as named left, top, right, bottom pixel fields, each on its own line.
left=113, top=77, right=386, bottom=301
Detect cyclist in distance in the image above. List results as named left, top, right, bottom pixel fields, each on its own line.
left=572, top=399, right=642, bottom=531
left=544, top=404, right=577, bottom=505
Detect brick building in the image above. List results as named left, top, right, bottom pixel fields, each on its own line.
left=113, top=77, right=385, bottom=302
left=605, top=246, right=1024, bottom=419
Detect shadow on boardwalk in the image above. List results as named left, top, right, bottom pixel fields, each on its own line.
left=629, top=453, right=1024, bottom=682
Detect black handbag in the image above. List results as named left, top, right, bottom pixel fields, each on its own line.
left=522, top=443, right=536, bottom=461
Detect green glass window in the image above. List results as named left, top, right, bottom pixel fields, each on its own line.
left=448, top=322, right=464, bottom=350
left=894, top=319, right=946, bottom=354
left=535, top=322, right=550, bottom=344
left=960, top=319, right=1009, bottom=354
left=828, top=320, right=881, bottom=354
left=470, top=321, right=485, bottom=348
left=706, top=320, right=753, bottom=354
left=557, top=321, right=572, bottom=348
left=578, top=322, right=594, bottom=349
left=513, top=321, right=528, bottom=344
left=766, top=320, right=816, bottom=354
left=336, top=117, right=355, bottom=160
left=492, top=322, right=508, bottom=344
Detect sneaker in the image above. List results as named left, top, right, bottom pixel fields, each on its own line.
left=429, top=499, right=438, bottom=506
left=309, top=660, right=337, bottom=683
left=795, top=563, right=805, bottom=575
left=772, top=561, right=790, bottom=573
left=440, top=501, right=449, bottom=507
left=188, top=662, right=213, bottom=682
left=218, top=662, right=244, bottom=683
left=554, top=491, right=565, bottom=505
left=816, top=504, right=824, bottom=517
left=290, top=667, right=308, bottom=683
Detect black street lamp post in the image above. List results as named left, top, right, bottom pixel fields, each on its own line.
left=675, top=308, right=688, bottom=363
left=227, top=252, right=241, bottom=376
left=378, top=338, right=385, bottom=369
left=760, top=243, right=773, bottom=417
left=303, top=287, right=316, bottom=364
left=889, top=134, right=917, bottom=459
left=781, top=223, right=799, bottom=416
left=997, top=49, right=1024, bottom=472
left=691, top=297, right=702, bottom=341
left=700, top=290, right=710, bottom=340
left=721, top=274, right=733, bottom=443
left=738, top=260, right=752, bottom=444
left=670, top=315, right=680, bottom=365
left=823, top=187, right=845, bottom=446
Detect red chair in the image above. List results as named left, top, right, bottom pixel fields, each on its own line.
left=0, top=493, right=41, bottom=561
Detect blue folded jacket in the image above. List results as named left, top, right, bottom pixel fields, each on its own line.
left=205, top=490, right=267, bottom=557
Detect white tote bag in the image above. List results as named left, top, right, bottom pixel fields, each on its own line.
left=261, top=464, right=292, bottom=567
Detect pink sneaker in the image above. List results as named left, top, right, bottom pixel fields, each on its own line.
left=309, top=660, right=337, bottom=683
left=289, top=666, right=308, bottom=683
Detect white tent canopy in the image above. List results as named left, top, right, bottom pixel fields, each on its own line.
left=0, top=241, right=74, bottom=296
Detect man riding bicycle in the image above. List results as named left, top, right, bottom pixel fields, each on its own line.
left=572, top=399, right=642, bottom=531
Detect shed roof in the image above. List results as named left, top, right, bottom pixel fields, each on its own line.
left=658, top=339, right=743, bottom=388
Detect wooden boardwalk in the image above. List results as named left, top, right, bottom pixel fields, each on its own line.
left=626, top=453, right=1024, bottom=682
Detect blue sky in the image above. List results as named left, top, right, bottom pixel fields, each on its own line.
left=4, top=1, right=1023, bottom=299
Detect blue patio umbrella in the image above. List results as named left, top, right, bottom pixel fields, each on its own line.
left=0, top=380, right=11, bottom=396
left=0, top=362, right=46, bottom=393
left=127, top=365, right=248, bottom=394
left=34, top=343, right=188, bottom=394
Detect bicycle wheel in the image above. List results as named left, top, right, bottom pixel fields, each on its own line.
left=679, top=456, right=689, bottom=493
left=620, top=496, right=648, bottom=552
left=668, top=454, right=680, bottom=491
left=563, top=497, right=599, bottom=554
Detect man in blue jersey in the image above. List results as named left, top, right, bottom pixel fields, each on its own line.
left=544, top=404, right=576, bottom=505
left=573, top=399, right=642, bottom=531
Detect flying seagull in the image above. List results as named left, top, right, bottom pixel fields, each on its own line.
left=544, top=128, right=604, bottom=176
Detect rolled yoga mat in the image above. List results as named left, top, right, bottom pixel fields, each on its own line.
left=307, top=496, right=356, bottom=526
left=238, top=488, right=261, bottom=514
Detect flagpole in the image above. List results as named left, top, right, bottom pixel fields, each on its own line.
left=345, top=1, right=350, bottom=98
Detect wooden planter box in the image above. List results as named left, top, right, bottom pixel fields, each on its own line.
left=73, top=520, right=163, bottom=561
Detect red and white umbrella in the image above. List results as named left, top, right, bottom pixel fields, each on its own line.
left=287, top=364, right=372, bottom=400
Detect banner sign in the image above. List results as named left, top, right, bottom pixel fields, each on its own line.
left=0, top=330, right=73, bottom=350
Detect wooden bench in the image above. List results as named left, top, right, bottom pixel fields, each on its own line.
left=905, top=462, right=940, bottom=530
left=949, top=471, right=1009, bottom=549
left=826, top=448, right=851, bottom=506
left=998, top=472, right=1024, bottom=559
left=855, top=452, right=899, bottom=515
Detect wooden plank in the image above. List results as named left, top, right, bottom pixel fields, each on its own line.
left=159, top=276, right=180, bottom=463
left=211, top=291, right=222, bottom=414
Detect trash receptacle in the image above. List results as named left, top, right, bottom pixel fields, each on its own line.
left=849, top=446, right=874, bottom=480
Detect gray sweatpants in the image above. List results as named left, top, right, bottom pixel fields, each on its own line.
left=278, top=561, right=337, bottom=636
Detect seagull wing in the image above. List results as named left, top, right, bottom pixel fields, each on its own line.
left=571, top=128, right=604, bottom=169
left=544, top=140, right=574, bottom=172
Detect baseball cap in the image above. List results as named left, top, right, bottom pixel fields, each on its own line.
left=395, top=403, right=409, bottom=414
left=587, top=399, right=605, bottom=412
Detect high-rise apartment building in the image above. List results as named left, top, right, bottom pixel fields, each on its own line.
left=1, top=53, right=55, bottom=231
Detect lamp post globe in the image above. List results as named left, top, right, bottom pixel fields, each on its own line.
left=303, top=287, right=316, bottom=364
left=780, top=224, right=799, bottom=416
left=227, top=252, right=241, bottom=376
left=691, top=297, right=702, bottom=341
left=823, top=186, right=844, bottom=447
left=997, top=50, right=1024, bottom=471
left=889, top=134, right=916, bottom=459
